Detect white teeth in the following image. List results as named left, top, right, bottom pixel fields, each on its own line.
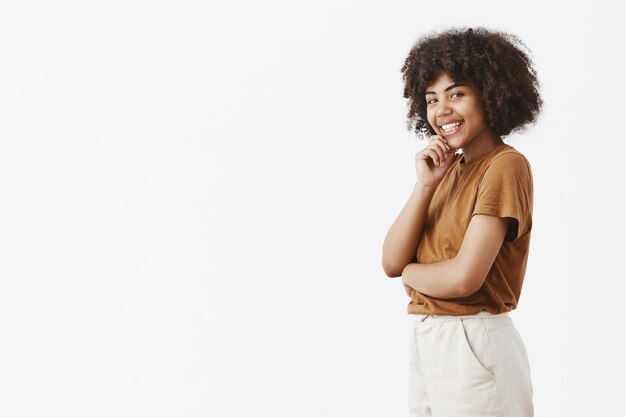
left=441, top=121, right=462, bottom=132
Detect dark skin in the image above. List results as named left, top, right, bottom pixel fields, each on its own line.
left=383, top=72, right=509, bottom=299
left=401, top=27, right=542, bottom=138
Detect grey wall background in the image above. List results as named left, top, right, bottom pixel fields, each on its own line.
left=1, top=0, right=624, bottom=416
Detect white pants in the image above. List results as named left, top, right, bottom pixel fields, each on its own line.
left=408, top=311, right=533, bottom=417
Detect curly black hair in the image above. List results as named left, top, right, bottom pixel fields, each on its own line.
left=401, top=27, right=542, bottom=137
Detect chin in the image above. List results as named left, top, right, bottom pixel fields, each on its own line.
left=445, top=136, right=465, bottom=149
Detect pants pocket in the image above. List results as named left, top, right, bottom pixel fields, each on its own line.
left=458, top=319, right=496, bottom=380
left=487, top=322, right=534, bottom=416
left=419, top=320, right=500, bottom=415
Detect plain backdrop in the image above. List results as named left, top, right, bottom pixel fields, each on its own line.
left=0, top=1, right=625, bottom=416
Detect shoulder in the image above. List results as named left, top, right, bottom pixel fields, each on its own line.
left=484, top=145, right=532, bottom=177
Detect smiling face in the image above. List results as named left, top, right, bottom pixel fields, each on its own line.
left=425, top=72, right=498, bottom=154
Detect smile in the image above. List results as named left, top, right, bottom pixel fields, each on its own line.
left=440, top=121, right=464, bottom=134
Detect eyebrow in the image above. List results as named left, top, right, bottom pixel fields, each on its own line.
left=425, top=83, right=467, bottom=95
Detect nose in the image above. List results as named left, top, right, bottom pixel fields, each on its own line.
left=435, top=101, right=452, bottom=118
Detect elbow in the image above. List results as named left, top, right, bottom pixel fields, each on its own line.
left=381, top=248, right=408, bottom=277
left=455, top=271, right=486, bottom=298
left=381, top=259, right=404, bottom=278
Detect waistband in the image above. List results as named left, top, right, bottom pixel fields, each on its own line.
left=408, top=310, right=510, bottom=324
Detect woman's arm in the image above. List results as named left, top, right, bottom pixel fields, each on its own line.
left=401, top=214, right=509, bottom=298
left=382, top=136, right=454, bottom=277
left=382, top=183, right=436, bottom=277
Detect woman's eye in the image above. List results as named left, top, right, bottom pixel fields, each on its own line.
left=450, top=91, right=464, bottom=99
left=426, top=98, right=437, bottom=105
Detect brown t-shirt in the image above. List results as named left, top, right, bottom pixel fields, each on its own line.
left=408, top=143, right=533, bottom=315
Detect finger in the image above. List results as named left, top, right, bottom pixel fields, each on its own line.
left=427, top=147, right=443, bottom=166
left=429, top=137, right=455, bottom=167
left=431, top=140, right=448, bottom=162
left=417, top=143, right=444, bottom=165
left=429, top=134, right=445, bottom=143
left=430, top=135, right=449, bottom=149
left=417, top=140, right=447, bottom=165
left=431, top=139, right=450, bottom=156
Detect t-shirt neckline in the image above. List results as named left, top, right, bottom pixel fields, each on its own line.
left=457, top=143, right=508, bottom=170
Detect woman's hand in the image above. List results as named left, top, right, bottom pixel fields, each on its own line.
left=415, top=135, right=456, bottom=188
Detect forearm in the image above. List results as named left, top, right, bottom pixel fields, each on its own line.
left=402, top=215, right=509, bottom=299
left=401, top=259, right=467, bottom=299
left=382, top=184, right=436, bottom=277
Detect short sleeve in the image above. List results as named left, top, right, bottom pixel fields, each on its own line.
left=472, top=152, right=533, bottom=242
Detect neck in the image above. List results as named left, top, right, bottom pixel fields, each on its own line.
left=461, top=127, right=503, bottom=163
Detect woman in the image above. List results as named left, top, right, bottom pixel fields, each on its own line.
left=382, top=28, right=542, bottom=417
